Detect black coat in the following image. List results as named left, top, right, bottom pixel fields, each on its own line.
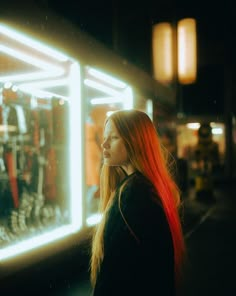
left=93, top=172, right=175, bottom=296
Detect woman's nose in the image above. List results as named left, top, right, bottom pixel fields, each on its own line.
left=102, top=139, right=110, bottom=149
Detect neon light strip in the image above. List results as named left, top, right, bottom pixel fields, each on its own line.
left=0, top=45, right=65, bottom=74
left=85, top=79, right=133, bottom=110
left=122, top=86, right=133, bottom=109
left=0, top=71, right=64, bottom=83
left=19, top=78, right=69, bottom=89
left=91, top=96, right=124, bottom=105
left=84, top=79, right=124, bottom=97
left=0, top=225, right=78, bottom=261
left=0, top=23, right=69, bottom=62
left=146, top=99, right=153, bottom=120
left=88, top=68, right=127, bottom=88
left=69, top=62, right=83, bottom=228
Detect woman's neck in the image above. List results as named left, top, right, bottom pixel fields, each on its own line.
left=121, top=164, right=136, bottom=175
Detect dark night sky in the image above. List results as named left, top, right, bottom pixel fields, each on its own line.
left=3, top=0, right=235, bottom=115
left=45, top=0, right=234, bottom=116
left=46, top=0, right=230, bottom=65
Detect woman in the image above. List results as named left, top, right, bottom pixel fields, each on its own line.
left=90, top=110, right=185, bottom=295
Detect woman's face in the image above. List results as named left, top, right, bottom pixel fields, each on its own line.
left=102, top=119, right=129, bottom=168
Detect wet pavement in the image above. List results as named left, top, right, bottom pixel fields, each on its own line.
left=1, top=183, right=236, bottom=295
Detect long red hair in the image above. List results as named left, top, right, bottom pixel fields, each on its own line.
left=90, top=109, right=185, bottom=287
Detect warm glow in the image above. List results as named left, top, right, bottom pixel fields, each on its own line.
left=186, top=122, right=200, bottom=130
left=152, top=23, right=174, bottom=83
left=212, top=128, right=223, bottom=135
left=178, top=18, right=197, bottom=84
left=0, top=125, right=17, bottom=132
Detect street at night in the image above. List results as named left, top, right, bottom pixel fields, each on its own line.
left=1, top=183, right=236, bottom=295
left=0, top=1, right=236, bottom=295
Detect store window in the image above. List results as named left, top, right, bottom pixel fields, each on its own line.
left=0, top=23, right=135, bottom=261
left=0, top=24, right=83, bottom=260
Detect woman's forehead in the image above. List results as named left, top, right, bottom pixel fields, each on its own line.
left=104, top=120, right=117, bottom=133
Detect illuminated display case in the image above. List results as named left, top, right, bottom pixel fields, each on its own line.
left=0, top=23, right=83, bottom=263
left=0, top=23, right=136, bottom=268
left=0, top=14, right=175, bottom=275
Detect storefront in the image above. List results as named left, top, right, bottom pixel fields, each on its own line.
left=0, top=10, right=175, bottom=276
left=176, top=117, right=225, bottom=184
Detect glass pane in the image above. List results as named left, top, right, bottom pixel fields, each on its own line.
left=0, top=23, right=82, bottom=260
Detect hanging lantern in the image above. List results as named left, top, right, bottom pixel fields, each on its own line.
left=177, top=18, right=197, bottom=84
left=152, top=22, right=174, bottom=84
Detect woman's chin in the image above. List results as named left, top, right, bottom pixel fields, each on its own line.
left=103, top=159, right=111, bottom=165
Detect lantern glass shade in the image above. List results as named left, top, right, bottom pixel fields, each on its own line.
left=152, top=23, right=174, bottom=83
left=177, top=18, right=197, bottom=84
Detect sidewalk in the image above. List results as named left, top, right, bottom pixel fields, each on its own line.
left=1, top=183, right=235, bottom=295
left=181, top=183, right=236, bottom=296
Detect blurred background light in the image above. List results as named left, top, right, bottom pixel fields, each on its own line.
left=177, top=18, right=197, bottom=85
